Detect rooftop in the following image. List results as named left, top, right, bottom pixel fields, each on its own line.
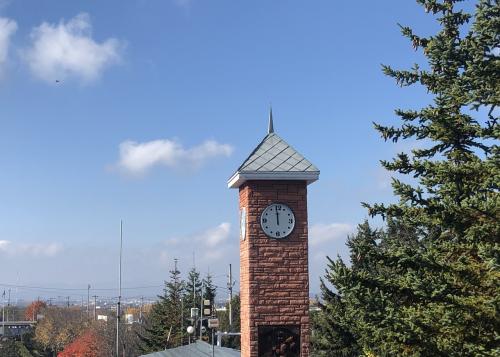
left=228, top=110, right=319, bottom=188
left=139, top=341, right=240, bottom=357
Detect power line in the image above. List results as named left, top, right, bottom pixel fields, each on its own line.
left=0, top=283, right=163, bottom=291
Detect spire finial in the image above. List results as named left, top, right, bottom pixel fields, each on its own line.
left=268, top=106, right=274, bottom=134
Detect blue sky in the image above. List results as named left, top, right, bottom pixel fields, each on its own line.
left=0, top=0, right=442, bottom=303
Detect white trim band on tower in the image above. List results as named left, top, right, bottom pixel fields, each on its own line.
left=227, top=171, right=319, bottom=189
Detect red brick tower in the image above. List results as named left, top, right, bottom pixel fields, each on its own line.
left=228, top=110, right=319, bottom=357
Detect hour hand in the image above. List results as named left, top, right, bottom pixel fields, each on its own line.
left=276, top=210, right=279, bottom=225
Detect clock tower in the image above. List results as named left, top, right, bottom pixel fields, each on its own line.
left=228, top=110, right=319, bottom=357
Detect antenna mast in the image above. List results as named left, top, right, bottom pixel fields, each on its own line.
left=116, top=220, right=123, bottom=357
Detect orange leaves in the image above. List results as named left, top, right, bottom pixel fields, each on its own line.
left=24, top=300, right=47, bottom=321
left=58, top=329, right=110, bottom=357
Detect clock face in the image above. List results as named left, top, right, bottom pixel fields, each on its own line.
left=260, top=203, right=295, bottom=239
left=240, top=207, right=246, bottom=241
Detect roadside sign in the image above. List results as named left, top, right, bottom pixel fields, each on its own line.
left=190, top=308, right=199, bottom=318
left=208, top=318, right=219, bottom=328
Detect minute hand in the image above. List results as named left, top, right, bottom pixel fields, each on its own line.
left=276, top=209, right=280, bottom=226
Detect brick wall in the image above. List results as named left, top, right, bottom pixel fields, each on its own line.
left=239, top=180, right=309, bottom=357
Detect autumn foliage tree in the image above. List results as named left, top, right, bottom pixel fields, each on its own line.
left=35, top=307, right=85, bottom=355
left=58, top=329, right=110, bottom=357
left=24, top=300, right=47, bottom=321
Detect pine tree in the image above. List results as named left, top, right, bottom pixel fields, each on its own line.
left=183, top=267, right=202, bottom=313
left=182, top=267, right=202, bottom=341
left=139, top=261, right=185, bottom=352
left=312, top=223, right=374, bottom=357
left=202, top=272, right=217, bottom=305
left=316, top=1, right=499, bottom=356
left=313, top=220, right=426, bottom=356
left=139, top=297, right=168, bottom=352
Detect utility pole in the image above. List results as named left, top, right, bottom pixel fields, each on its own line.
left=174, top=258, right=183, bottom=345
left=139, top=296, right=144, bottom=324
left=228, top=264, right=233, bottom=329
left=1, top=303, right=5, bottom=335
left=193, top=274, right=196, bottom=338
left=93, top=296, right=98, bottom=321
left=87, top=284, right=91, bottom=318
left=193, top=275, right=196, bottom=305
left=199, top=280, right=204, bottom=340
left=116, top=220, right=123, bottom=357
left=181, top=297, right=184, bottom=345
left=67, top=296, right=70, bottom=308
left=7, top=289, right=11, bottom=322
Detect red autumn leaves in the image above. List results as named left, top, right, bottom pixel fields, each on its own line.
left=24, top=300, right=47, bottom=321
left=58, top=329, right=110, bottom=357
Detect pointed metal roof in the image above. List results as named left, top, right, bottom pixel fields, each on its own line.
left=228, top=113, right=319, bottom=188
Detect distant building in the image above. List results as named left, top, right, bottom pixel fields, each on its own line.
left=0, top=321, right=36, bottom=337
left=97, top=315, right=108, bottom=322
left=125, top=314, right=134, bottom=324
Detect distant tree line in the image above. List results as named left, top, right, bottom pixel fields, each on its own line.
left=0, top=300, right=143, bottom=357
left=0, top=267, right=238, bottom=356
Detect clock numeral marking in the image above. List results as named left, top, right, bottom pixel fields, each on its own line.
left=262, top=218, right=267, bottom=223
left=289, top=219, right=293, bottom=224
left=275, top=231, right=280, bottom=237
left=276, top=205, right=282, bottom=211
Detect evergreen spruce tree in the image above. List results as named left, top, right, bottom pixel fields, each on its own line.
left=138, top=293, right=168, bottom=352
left=139, top=261, right=185, bottom=352
left=183, top=267, right=202, bottom=313
left=315, top=1, right=499, bottom=356
left=202, top=272, right=217, bottom=304
left=313, top=220, right=424, bottom=356
left=182, top=267, right=202, bottom=339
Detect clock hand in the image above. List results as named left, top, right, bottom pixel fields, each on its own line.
left=276, top=209, right=279, bottom=226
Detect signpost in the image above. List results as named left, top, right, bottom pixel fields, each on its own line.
left=208, top=318, right=219, bottom=328
left=208, top=318, right=219, bottom=357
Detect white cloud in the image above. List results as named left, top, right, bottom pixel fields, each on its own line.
left=115, top=138, right=233, bottom=175
left=0, top=17, right=17, bottom=74
left=309, top=223, right=353, bottom=247
left=23, top=13, right=121, bottom=83
left=0, top=240, right=63, bottom=257
left=0, top=240, right=10, bottom=250
left=199, top=222, right=231, bottom=248
left=157, top=222, right=233, bottom=266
